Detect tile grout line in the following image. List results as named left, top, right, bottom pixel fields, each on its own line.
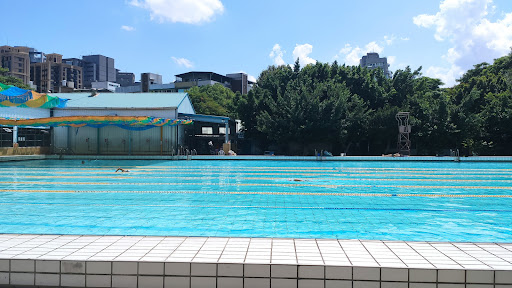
left=474, top=243, right=512, bottom=266
left=337, top=240, right=353, bottom=266
left=381, top=241, right=408, bottom=268
left=404, top=241, right=436, bottom=268
left=446, top=242, right=492, bottom=269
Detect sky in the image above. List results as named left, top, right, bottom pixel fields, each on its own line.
left=2, top=0, right=512, bottom=87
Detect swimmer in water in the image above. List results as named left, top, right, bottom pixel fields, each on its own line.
left=115, top=168, right=130, bottom=172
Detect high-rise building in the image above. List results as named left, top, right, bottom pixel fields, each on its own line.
left=30, top=53, right=82, bottom=93
left=141, top=73, right=162, bottom=92
left=0, top=46, right=31, bottom=84
left=360, top=52, right=391, bottom=78
left=81, top=55, right=116, bottom=88
left=116, top=70, right=135, bottom=87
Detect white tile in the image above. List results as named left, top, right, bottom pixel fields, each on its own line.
left=35, top=260, right=60, bottom=273
left=298, top=265, right=324, bottom=279
left=140, top=262, right=164, bottom=275
left=165, top=262, right=190, bottom=276
left=244, top=264, right=270, bottom=277
left=112, top=275, right=137, bottom=288
left=35, top=273, right=60, bottom=286
left=217, top=277, right=243, bottom=288
left=61, top=274, right=86, bottom=287
left=138, top=276, right=164, bottom=288
left=409, top=269, right=437, bottom=282
left=466, top=270, right=494, bottom=283
left=218, top=263, right=243, bottom=277
left=325, top=266, right=352, bottom=280
left=438, top=284, right=465, bottom=288
left=353, top=267, right=379, bottom=281
left=86, top=261, right=111, bottom=274
left=0, top=272, right=8, bottom=285
left=409, top=284, right=436, bottom=288
left=11, top=259, right=34, bottom=272
left=165, top=276, right=189, bottom=288
left=190, top=276, right=216, bottom=288
left=466, top=285, right=493, bottom=288
left=496, top=270, right=512, bottom=283
left=191, top=263, right=216, bottom=276
left=382, top=282, right=407, bottom=288
left=271, top=278, right=297, bottom=288
left=381, top=267, right=407, bottom=281
left=10, top=272, right=34, bottom=285
left=113, top=262, right=138, bottom=275
left=353, top=281, right=379, bottom=288
left=86, top=275, right=111, bottom=287
left=61, top=260, right=86, bottom=274
left=244, top=277, right=270, bottom=288
left=271, top=264, right=297, bottom=278
left=298, top=279, right=324, bottom=288
left=438, top=269, right=465, bottom=283
left=325, top=280, right=352, bottom=288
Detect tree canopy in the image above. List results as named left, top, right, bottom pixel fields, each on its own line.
left=237, top=52, right=512, bottom=156
left=0, top=67, right=32, bottom=90
left=181, top=52, right=512, bottom=156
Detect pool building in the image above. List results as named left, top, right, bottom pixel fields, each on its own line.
left=0, top=90, right=239, bottom=156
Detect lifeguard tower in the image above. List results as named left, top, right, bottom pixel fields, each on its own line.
left=396, top=112, right=411, bottom=156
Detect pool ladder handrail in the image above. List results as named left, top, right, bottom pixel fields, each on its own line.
left=315, top=149, right=324, bottom=161
left=454, top=149, right=460, bottom=162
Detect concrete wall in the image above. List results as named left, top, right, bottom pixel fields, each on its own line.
left=0, top=146, right=50, bottom=155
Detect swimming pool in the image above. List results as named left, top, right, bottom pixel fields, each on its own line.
left=0, top=159, right=511, bottom=242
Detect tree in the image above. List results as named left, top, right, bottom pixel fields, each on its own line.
left=0, top=67, right=31, bottom=90
left=186, top=84, right=238, bottom=118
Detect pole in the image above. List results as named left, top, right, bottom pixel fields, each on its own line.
left=12, top=126, right=18, bottom=147
left=160, top=126, right=163, bottom=155
left=224, top=121, right=229, bottom=144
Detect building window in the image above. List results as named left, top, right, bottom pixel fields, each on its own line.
left=202, top=127, right=213, bottom=135
left=219, top=127, right=230, bottom=134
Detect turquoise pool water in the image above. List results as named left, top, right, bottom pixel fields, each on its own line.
left=0, top=160, right=511, bottom=242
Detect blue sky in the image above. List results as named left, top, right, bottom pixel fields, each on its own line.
left=2, top=0, right=512, bottom=86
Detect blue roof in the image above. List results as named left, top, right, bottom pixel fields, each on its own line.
left=55, top=92, right=190, bottom=109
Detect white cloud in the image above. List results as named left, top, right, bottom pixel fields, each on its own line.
left=171, top=57, right=193, bottom=68
left=388, top=56, right=396, bottom=66
left=384, top=35, right=396, bottom=45
left=121, top=25, right=135, bottom=31
left=400, top=37, right=410, bottom=41
left=269, top=44, right=286, bottom=66
left=414, top=0, right=512, bottom=86
left=339, top=44, right=352, bottom=55
left=365, top=41, right=384, bottom=54
left=292, top=43, right=316, bottom=67
left=130, top=0, right=224, bottom=24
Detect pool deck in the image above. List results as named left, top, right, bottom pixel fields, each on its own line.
left=0, top=234, right=511, bottom=287
left=3, top=154, right=512, bottom=162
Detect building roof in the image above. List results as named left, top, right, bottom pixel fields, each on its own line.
left=54, top=92, right=191, bottom=109
left=175, top=71, right=225, bottom=78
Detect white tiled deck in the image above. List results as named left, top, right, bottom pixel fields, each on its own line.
left=1, top=234, right=511, bottom=287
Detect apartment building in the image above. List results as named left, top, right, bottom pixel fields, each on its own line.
left=0, top=46, right=31, bottom=84
left=30, top=54, right=83, bottom=93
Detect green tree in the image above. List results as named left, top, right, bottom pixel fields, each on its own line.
left=0, top=67, right=31, bottom=89
left=186, top=84, right=238, bottom=118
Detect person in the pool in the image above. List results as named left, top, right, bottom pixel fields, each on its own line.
left=115, top=168, right=130, bottom=172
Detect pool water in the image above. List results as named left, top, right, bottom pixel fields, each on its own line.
left=0, top=160, right=511, bottom=242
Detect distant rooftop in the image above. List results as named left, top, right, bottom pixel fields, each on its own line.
left=54, top=92, right=190, bottom=109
